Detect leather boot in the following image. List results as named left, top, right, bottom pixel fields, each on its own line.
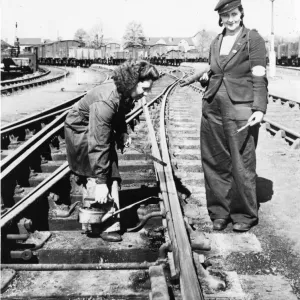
left=213, top=219, right=229, bottom=231
left=233, top=223, right=252, bottom=232
left=100, top=232, right=122, bottom=242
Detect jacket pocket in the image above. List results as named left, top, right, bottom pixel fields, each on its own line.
left=224, top=77, right=254, bottom=103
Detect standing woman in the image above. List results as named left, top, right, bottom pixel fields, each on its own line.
left=183, top=0, right=268, bottom=232
left=64, top=60, right=160, bottom=241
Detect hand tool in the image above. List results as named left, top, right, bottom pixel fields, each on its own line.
left=79, top=196, right=161, bottom=224
left=234, top=122, right=251, bottom=135
left=124, top=146, right=167, bottom=166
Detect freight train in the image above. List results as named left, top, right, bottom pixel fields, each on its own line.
left=276, top=38, right=300, bottom=66
left=266, top=37, right=300, bottom=67
left=37, top=38, right=300, bottom=68
left=36, top=39, right=211, bottom=67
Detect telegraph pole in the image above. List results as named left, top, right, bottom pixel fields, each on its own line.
left=269, top=0, right=276, bottom=77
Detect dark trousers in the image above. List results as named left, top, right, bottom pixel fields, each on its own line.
left=200, top=84, right=259, bottom=225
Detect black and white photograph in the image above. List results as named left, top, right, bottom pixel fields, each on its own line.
left=1, top=0, right=300, bottom=298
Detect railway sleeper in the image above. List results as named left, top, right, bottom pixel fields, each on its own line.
left=1, top=268, right=173, bottom=299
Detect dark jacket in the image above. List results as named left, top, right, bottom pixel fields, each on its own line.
left=64, top=82, right=128, bottom=184
left=204, top=26, right=268, bottom=113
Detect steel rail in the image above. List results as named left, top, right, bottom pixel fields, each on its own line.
left=276, top=65, right=300, bottom=72
left=186, top=82, right=300, bottom=149
left=1, top=94, right=84, bottom=132
left=0, top=71, right=110, bottom=133
left=1, top=68, right=70, bottom=95
left=1, top=72, right=162, bottom=176
left=158, top=78, right=205, bottom=299
left=1, top=112, right=67, bottom=173
left=0, top=72, right=110, bottom=169
left=1, top=68, right=50, bottom=87
left=1, top=74, right=161, bottom=173
left=0, top=262, right=156, bottom=271
left=263, top=117, right=300, bottom=149
left=141, top=96, right=180, bottom=277
left=268, top=93, right=300, bottom=106
left=0, top=162, right=70, bottom=228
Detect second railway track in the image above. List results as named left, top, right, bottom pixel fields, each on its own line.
left=1, top=67, right=69, bottom=95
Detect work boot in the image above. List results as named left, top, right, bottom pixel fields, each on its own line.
left=232, top=223, right=252, bottom=232
left=100, top=232, right=122, bottom=242
left=213, top=219, right=229, bottom=231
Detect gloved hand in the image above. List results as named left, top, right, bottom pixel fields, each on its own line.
left=180, top=79, right=190, bottom=87
left=248, top=111, right=264, bottom=126
left=94, top=184, right=113, bottom=204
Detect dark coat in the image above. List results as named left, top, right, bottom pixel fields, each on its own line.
left=64, top=82, right=128, bottom=184
left=204, top=26, right=268, bottom=113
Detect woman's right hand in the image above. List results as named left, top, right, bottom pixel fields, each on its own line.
left=94, top=184, right=113, bottom=204
left=180, top=79, right=190, bottom=87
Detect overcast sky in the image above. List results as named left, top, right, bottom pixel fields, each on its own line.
left=1, top=0, right=300, bottom=44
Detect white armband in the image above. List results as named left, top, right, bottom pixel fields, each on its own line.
left=252, top=66, right=266, bottom=76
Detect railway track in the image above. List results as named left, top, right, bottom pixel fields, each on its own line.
left=0, top=69, right=112, bottom=167
left=1, top=65, right=298, bottom=299
left=1, top=68, right=50, bottom=87
left=276, top=65, right=300, bottom=72
left=186, top=78, right=300, bottom=150
left=0, top=70, right=211, bottom=299
left=1, top=67, right=69, bottom=95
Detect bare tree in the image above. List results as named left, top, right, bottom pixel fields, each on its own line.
left=193, top=29, right=216, bottom=59
left=123, top=21, right=147, bottom=53
left=89, top=23, right=104, bottom=48
left=74, top=28, right=89, bottom=45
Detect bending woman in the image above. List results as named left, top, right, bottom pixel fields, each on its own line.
left=65, top=60, right=160, bottom=241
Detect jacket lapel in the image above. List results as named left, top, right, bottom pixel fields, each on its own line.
left=213, top=32, right=223, bottom=70
left=221, top=26, right=249, bottom=70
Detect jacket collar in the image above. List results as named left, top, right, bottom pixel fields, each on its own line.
left=215, top=26, right=249, bottom=70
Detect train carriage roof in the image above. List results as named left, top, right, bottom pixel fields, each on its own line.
left=37, top=40, right=82, bottom=46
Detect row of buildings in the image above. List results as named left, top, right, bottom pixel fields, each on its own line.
left=2, top=32, right=213, bottom=59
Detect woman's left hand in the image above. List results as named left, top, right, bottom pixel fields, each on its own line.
left=247, top=111, right=264, bottom=126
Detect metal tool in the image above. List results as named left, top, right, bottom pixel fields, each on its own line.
left=234, top=122, right=251, bottom=135
left=79, top=196, right=161, bottom=224
left=125, top=146, right=167, bottom=166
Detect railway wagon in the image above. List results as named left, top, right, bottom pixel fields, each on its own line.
left=185, top=49, right=201, bottom=62
left=105, top=43, right=121, bottom=58
left=277, top=43, right=289, bottom=65
left=165, top=50, right=184, bottom=66
left=288, top=38, right=300, bottom=66
left=276, top=37, right=300, bottom=67
left=38, top=40, right=81, bottom=65
left=114, top=51, right=130, bottom=65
